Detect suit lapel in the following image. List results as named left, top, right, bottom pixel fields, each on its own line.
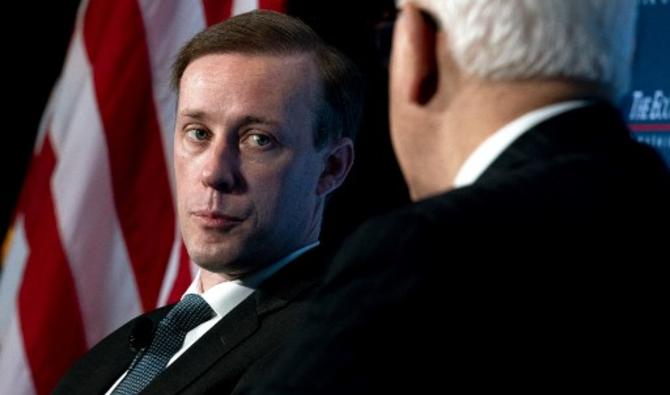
left=141, top=247, right=325, bottom=394
left=64, top=333, right=137, bottom=395
left=52, top=307, right=171, bottom=395
left=253, top=247, right=325, bottom=316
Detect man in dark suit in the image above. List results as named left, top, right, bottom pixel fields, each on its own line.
left=245, top=0, right=670, bottom=393
left=53, top=10, right=361, bottom=395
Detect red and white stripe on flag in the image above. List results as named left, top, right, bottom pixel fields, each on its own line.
left=0, top=1, right=285, bottom=394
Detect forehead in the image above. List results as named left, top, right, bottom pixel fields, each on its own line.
left=178, top=52, right=321, bottom=122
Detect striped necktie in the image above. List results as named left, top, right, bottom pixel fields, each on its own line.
left=112, top=294, right=214, bottom=395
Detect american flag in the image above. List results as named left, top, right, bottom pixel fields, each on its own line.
left=0, top=1, right=285, bottom=394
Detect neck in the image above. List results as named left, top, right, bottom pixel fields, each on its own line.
left=197, top=233, right=321, bottom=293
left=199, top=270, right=235, bottom=292
left=436, top=79, right=599, bottom=188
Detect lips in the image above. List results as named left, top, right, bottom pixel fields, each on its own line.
left=191, top=210, right=244, bottom=228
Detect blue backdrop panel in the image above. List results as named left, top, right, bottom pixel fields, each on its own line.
left=620, top=1, right=670, bottom=167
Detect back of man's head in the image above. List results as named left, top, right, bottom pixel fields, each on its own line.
left=407, top=0, right=637, bottom=100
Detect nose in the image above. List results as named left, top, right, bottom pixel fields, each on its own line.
left=200, top=140, right=242, bottom=193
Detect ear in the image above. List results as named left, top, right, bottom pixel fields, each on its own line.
left=390, top=4, right=439, bottom=106
left=316, top=137, right=354, bottom=196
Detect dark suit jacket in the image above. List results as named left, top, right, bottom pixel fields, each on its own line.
left=244, top=103, right=670, bottom=394
left=53, top=247, right=328, bottom=395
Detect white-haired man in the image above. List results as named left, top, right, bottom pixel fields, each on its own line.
left=245, top=1, right=670, bottom=393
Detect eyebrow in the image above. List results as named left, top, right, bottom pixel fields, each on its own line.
left=178, top=111, right=280, bottom=128
left=240, top=115, right=280, bottom=127
left=179, top=110, right=208, bottom=121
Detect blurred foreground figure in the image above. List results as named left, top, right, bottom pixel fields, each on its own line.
left=245, top=1, right=670, bottom=393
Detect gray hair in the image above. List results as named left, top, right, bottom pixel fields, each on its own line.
left=401, top=0, right=637, bottom=99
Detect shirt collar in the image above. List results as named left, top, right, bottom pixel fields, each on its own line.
left=453, top=100, right=589, bottom=188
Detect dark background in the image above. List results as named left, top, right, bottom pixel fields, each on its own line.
left=1, top=0, right=409, bottom=248
left=3, top=0, right=81, bottom=243
left=288, top=0, right=410, bottom=246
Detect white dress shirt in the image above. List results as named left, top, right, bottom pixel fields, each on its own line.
left=453, top=101, right=589, bottom=188
left=105, top=241, right=319, bottom=394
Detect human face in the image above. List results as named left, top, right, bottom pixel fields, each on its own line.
left=174, top=53, right=326, bottom=279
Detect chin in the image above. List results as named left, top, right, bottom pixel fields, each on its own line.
left=184, top=237, right=234, bottom=269
left=190, top=247, right=231, bottom=269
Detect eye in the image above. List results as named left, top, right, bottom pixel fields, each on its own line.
left=249, top=134, right=271, bottom=147
left=242, top=132, right=277, bottom=151
left=186, top=128, right=210, bottom=142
